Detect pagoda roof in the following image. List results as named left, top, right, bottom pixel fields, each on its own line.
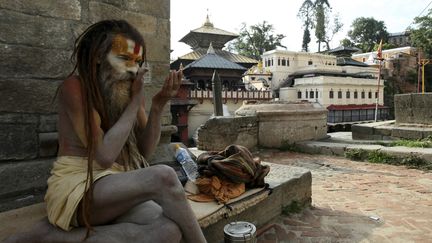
left=179, top=15, right=239, bottom=50
left=184, top=45, right=247, bottom=71
left=336, top=57, right=369, bottom=67
left=328, top=46, right=361, bottom=54
left=178, top=48, right=258, bottom=64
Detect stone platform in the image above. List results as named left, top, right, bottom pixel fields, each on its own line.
left=294, top=132, right=432, bottom=164
left=352, top=120, right=432, bottom=140
left=0, top=161, right=312, bottom=243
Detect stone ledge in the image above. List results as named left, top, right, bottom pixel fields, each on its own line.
left=0, top=163, right=312, bottom=243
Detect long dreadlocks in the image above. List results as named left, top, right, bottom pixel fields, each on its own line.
left=69, top=19, right=146, bottom=238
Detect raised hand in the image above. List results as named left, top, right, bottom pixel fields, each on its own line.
left=131, top=67, right=149, bottom=99
left=153, top=70, right=182, bottom=106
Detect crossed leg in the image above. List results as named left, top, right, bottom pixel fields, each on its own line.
left=4, top=165, right=206, bottom=243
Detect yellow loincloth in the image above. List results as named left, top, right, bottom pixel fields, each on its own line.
left=44, top=156, right=125, bottom=231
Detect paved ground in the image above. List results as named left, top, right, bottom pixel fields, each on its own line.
left=255, top=150, right=432, bottom=243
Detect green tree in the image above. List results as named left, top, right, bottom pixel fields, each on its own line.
left=347, top=17, right=388, bottom=52
left=298, top=0, right=314, bottom=51
left=228, top=21, right=286, bottom=60
left=340, top=38, right=354, bottom=47
left=314, top=0, right=329, bottom=52
left=410, top=8, right=432, bottom=57
left=298, top=0, right=342, bottom=52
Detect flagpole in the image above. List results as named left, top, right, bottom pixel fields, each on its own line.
left=374, top=39, right=383, bottom=122
left=374, top=59, right=382, bottom=122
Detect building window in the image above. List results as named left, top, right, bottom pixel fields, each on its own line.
left=354, top=90, right=358, bottom=99
left=271, top=58, right=274, bottom=66
left=361, top=91, right=365, bottom=99
left=308, top=60, right=313, bottom=65
left=282, top=59, right=286, bottom=66
left=287, top=59, right=290, bottom=66
left=346, top=90, right=350, bottom=99
left=278, top=58, right=281, bottom=66
left=315, top=90, right=318, bottom=98
left=297, top=91, right=302, bottom=99
left=329, top=90, right=334, bottom=99
left=310, top=90, right=314, bottom=99
left=338, top=90, right=342, bottom=99
left=368, top=91, right=372, bottom=99
left=375, top=92, right=378, bottom=99
left=306, top=90, right=309, bottom=98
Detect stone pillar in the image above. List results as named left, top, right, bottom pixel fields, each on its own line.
left=212, top=70, right=223, bottom=116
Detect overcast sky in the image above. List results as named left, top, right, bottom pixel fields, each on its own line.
left=170, top=0, right=431, bottom=59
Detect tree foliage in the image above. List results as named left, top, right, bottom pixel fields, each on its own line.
left=298, top=0, right=314, bottom=51
left=227, top=21, right=286, bottom=60
left=410, top=8, right=432, bottom=58
left=347, top=17, right=388, bottom=52
left=297, top=0, right=342, bottom=52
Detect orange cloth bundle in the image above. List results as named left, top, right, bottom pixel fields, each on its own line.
left=187, top=176, right=245, bottom=204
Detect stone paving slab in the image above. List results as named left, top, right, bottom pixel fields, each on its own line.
left=254, top=150, right=432, bottom=243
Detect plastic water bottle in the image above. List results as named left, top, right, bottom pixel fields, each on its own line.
left=175, top=144, right=199, bottom=182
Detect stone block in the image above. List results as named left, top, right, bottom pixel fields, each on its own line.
left=94, top=0, right=170, bottom=18
left=391, top=128, right=423, bottom=140
left=197, top=116, right=258, bottom=151
left=351, top=124, right=374, bottom=135
left=394, top=93, right=413, bottom=124
left=0, top=158, right=53, bottom=209
left=38, top=114, right=58, bottom=133
left=142, top=33, right=170, bottom=63
left=0, top=44, right=72, bottom=79
left=0, top=10, right=74, bottom=49
left=374, top=127, right=392, bottom=136
left=0, top=0, right=81, bottom=20
left=0, top=79, right=60, bottom=113
left=89, top=2, right=158, bottom=35
left=0, top=113, right=38, bottom=124
left=0, top=123, right=38, bottom=161
left=38, top=132, right=58, bottom=158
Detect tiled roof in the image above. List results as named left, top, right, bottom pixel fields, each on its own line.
left=337, top=57, right=369, bottom=67
left=184, top=52, right=247, bottom=71
left=179, top=48, right=258, bottom=64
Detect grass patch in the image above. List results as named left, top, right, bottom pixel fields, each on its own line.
left=401, top=156, right=432, bottom=170
left=389, top=136, right=432, bottom=148
left=344, top=149, right=368, bottom=161
left=282, top=200, right=302, bottom=215
left=344, top=149, right=431, bottom=171
left=367, top=150, right=398, bottom=164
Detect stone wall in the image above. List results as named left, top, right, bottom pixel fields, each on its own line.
left=196, top=116, right=258, bottom=151
left=236, top=102, right=328, bottom=148
left=395, top=93, right=432, bottom=125
left=0, top=0, right=171, bottom=210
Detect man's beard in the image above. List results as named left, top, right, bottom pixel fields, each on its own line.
left=99, top=61, right=136, bottom=127
left=98, top=61, right=148, bottom=169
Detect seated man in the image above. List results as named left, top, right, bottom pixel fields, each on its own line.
left=5, top=20, right=206, bottom=243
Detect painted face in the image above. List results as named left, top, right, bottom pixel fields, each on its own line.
left=107, top=34, right=143, bottom=75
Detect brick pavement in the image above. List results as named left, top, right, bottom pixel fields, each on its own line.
left=255, top=150, right=432, bottom=243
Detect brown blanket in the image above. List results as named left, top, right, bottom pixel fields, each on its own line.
left=196, top=145, right=270, bottom=188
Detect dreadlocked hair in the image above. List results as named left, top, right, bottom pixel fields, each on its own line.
left=69, top=19, right=146, bottom=239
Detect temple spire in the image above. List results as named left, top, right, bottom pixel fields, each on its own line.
left=203, top=10, right=214, bottom=27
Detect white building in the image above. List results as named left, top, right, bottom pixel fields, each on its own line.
left=260, top=48, right=388, bottom=125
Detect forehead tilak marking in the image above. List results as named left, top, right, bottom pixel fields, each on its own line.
left=112, top=35, right=142, bottom=57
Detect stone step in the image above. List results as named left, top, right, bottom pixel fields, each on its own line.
left=295, top=139, right=432, bottom=163
left=0, top=162, right=312, bottom=243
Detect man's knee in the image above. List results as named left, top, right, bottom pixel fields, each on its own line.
left=150, top=164, right=181, bottom=187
